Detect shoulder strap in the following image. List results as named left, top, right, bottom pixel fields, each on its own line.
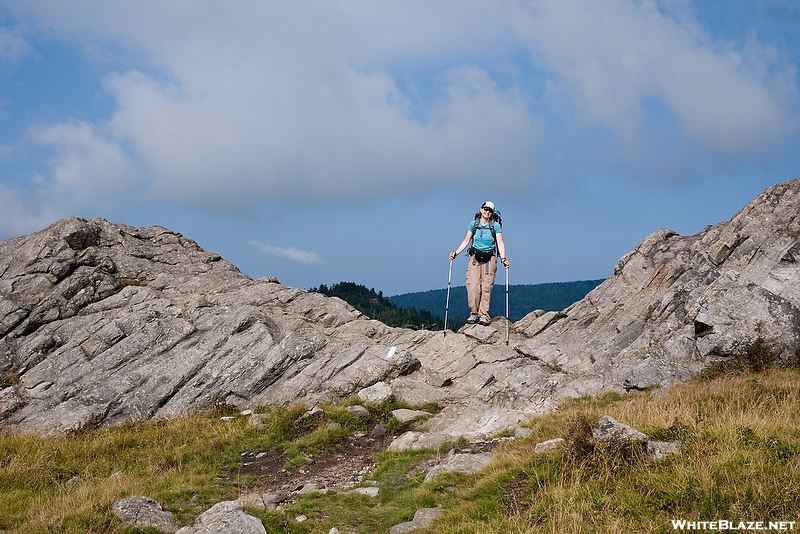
left=472, top=213, right=498, bottom=246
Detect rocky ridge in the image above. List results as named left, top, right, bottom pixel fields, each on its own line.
left=2, top=178, right=800, bottom=441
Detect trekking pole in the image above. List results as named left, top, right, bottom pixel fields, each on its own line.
left=444, top=253, right=453, bottom=337
left=505, top=260, right=510, bottom=345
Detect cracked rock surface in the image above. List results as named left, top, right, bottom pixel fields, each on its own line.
left=2, top=178, right=800, bottom=438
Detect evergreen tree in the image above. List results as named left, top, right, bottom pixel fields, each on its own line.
left=309, top=282, right=443, bottom=330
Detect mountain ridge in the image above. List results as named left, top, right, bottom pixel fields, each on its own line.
left=387, top=279, right=606, bottom=325
left=2, top=177, right=800, bottom=441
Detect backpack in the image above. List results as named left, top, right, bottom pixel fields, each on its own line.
left=469, top=210, right=502, bottom=260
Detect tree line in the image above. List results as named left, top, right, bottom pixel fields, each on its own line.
left=310, top=279, right=605, bottom=332
left=309, top=281, right=444, bottom=330
left=387, top=279, right=605, bottom=330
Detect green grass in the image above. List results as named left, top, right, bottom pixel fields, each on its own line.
left=2, top=361, right=800, bottom=533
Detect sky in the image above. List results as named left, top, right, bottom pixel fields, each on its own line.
left=1, top=1, right=799, bottom=297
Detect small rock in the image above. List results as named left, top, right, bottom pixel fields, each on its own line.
left=326, top=422, right=342, bottom=430
left=238, top=493, right=266, bottom=510
left=299, top=406, right=325, bottom=422
left=422, top=367, right=452, bottom=387
left=347, top=486, right=380, bottom=498
left=592, top=415, right=647, bottom=443
left=248, top=413, right=270, bottom=427
left=112, top=496, right=179, bottom=534
left=388, top=431, right=451, bottom=452
left=391, top=408, right=431, bottom=425
left=294, top=484, right=323, bottom=495
left=346, top=405, right=371, bottom=419
left=514, top=426, right=533, bottom=439
left=646, top=440, right=683, bottom=460
left=358, top=382, right=393, bottom=405
left=425, top=452, right=492, bottom=482
left=370, top=424, right=386, bottom=439
left=295, top=515, right=307, bottom=522
left=534, top=438, right=564, bottom=454
left=389, top=507, right=444, bottom=534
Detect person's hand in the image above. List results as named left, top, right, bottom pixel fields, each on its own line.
left=502, top=257, right=510, bottom=268
left=450, top=250, right=457, bottom=260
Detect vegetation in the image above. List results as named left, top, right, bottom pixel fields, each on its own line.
left=2, top=339, right=799, bottom=533
left=310, top=281, right=443, bottom=330
left=388, top=279, right=605, bottom=330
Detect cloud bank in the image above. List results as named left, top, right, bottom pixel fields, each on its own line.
left=0, top=0, right=798, bottom=235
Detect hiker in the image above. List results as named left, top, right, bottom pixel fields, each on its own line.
left=449, top=201, right=509, bottom=326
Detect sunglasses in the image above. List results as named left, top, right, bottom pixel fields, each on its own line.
left=482, top=207, right=493, bottom=213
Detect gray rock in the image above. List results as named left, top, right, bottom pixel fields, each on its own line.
left=3, top=178, right=800, bottom=442
left=247, top=413, right=270, bottom=427
left=299, top=406, right=325, bottom=422
left=424, top=452, right=493, bottom=482
left=370, top=424, right=386, bottom=439
left=357, top=382, right=393, bottom=405
left=647, top=440, right=683, bottom=460
left=345, top=405, right=370, bottom=419
left=236, top=492, right=285, bottom=511
left=391, top=408, right=431, bottom=425
left=346, top=486, right=380, bottom=498
left=388, top=431, right=451, bottom=451
left=111, top=496, right=179, bottom=534
left=389, top=507, right=444, bottom=534
left=592, top=415, right=648, bottom=443
left=176, top=501, right=265, bottom=534
left=514, top=426, right=533, bottom=439
left=422, top=367, right=452, bottom=387
left=534, top=438, right=565, bottom=454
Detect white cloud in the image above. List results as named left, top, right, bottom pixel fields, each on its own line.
left=0, top=184, right=60, bottom=238
left=250, top=240, right=323, bottom=265
left=3, top=1, right=538, bottom=213
left=0, top=121, right=139, bottom=238
left=0, top=26, right=33, bottom=64
left=27, top=120, right=138, bottom=205
left=1, top=0, right=798, bottom=220
left=514, top=0, right=797, bottom=154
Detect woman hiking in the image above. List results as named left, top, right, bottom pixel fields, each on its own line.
left=449, top=201, right=509, bottom=326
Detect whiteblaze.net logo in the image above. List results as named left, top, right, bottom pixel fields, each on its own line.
left=671, top=520, right=796, bottom=531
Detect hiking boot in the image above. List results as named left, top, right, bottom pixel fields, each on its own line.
left=467, top=315, right=479, bottom=324
left=478, top=318, right=491, bottom=326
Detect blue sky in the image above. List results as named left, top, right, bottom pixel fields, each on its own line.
left=1, top=1, right=799, bottom=296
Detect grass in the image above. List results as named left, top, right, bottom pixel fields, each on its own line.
left=2, top=348, right=800, bottom=533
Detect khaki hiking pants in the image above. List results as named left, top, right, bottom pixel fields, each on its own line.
left=466, top=256, right=497, bottom=322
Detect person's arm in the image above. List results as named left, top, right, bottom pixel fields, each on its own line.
left=450, top=230, right=473, bottom=260
left=496, top=231, right=509, bottom=268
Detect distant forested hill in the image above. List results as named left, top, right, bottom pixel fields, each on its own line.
left=388, top=279, right=605, bottom=330
left=309, top=282, right=443, bottom=330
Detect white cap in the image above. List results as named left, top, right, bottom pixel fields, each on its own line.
left=481, top=201, right=495, bottom=211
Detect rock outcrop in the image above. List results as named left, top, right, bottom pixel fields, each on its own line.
left=2, top=178, right=800, bottom=439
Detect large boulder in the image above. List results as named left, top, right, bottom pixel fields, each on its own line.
left=2, top=178, right=800, bottom=439
left=515, top=178, right=800, bottom=401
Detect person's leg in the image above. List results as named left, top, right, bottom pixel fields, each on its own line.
left=477, top=259, right=497, bottom=323
left=466, top=258, right=481, bottom=322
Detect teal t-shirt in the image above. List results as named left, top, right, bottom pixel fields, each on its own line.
left=469, top=220, right=501, bottom=251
